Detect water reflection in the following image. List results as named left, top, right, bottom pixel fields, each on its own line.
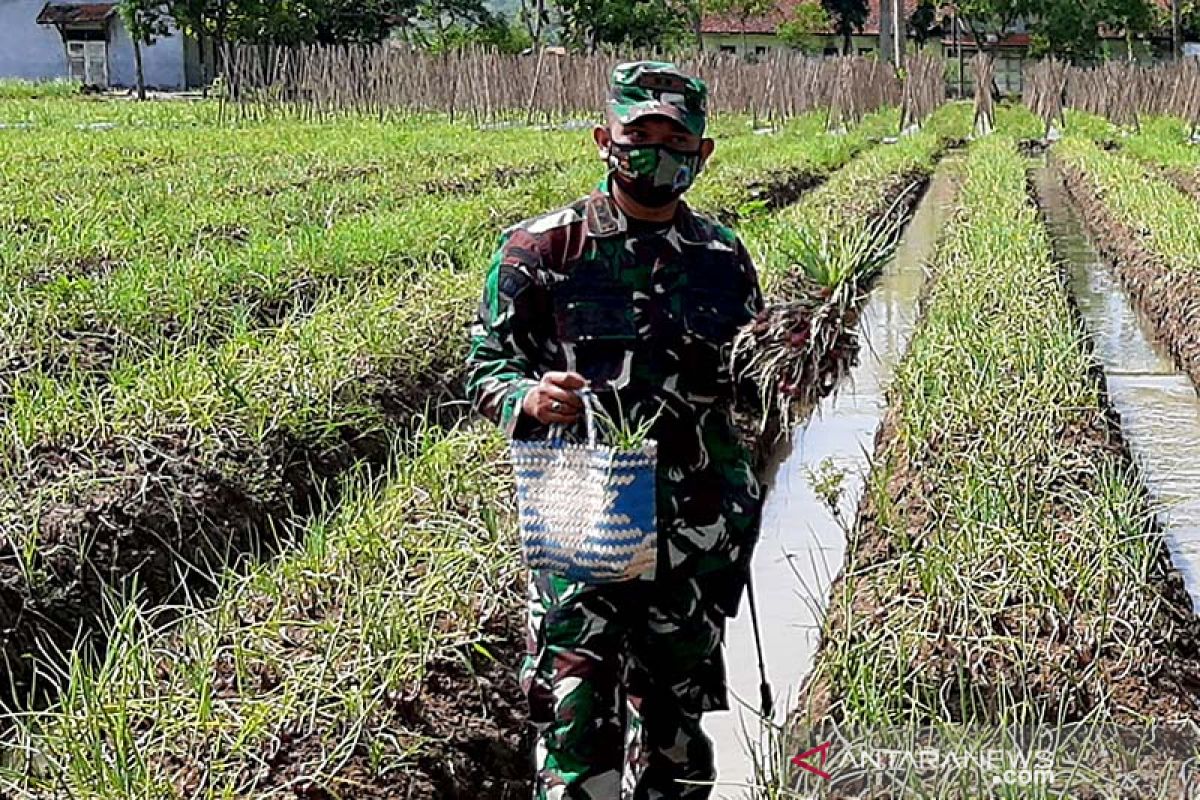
left=1036, top=165, right=1200, bottom=610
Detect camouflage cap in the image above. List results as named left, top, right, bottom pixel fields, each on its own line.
left=608, top=61, right=708, bottom=137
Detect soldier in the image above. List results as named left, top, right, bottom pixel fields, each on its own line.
left=466, top=60, right=765, bottom=799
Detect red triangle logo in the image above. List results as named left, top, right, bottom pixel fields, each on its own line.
left=792, top=741, right=833, bottom=780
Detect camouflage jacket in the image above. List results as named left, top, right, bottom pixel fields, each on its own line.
left=466, top=177, right=765, bottom=615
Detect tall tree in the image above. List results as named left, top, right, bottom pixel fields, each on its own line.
left=518, top=0, right=550, bottom=47
left=1027, top=0, right=1158, bottom=62
left=908, top=0, right=943, bottom=48
left=410, top=0, right=496, bottom=50
left=953, top=0, right=1029, bottom=54
left=556, top=0, right=690, bottom=51
left=1100, top=0, right=1158, bottom=61
left=117, top=0, right=172, bottom=99
left=1184, top=0, right=1200, bottom=41
left=820, top=0, right=868, bottom=54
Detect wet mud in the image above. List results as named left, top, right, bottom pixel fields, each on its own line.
left=1036, top=163, right=1200, bottom=608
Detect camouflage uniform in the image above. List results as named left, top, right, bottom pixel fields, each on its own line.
left=465, top=62, right=765, bottom=799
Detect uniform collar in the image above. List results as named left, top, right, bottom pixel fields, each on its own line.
left=585, top=174, right=707, bottom=246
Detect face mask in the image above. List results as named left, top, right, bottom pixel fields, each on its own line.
left=605, top=139, right=703, bottom=208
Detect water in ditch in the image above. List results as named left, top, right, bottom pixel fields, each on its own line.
left=702, top=159, right=961, bottom=797
left=1034, top=165, right=1200, bottom=609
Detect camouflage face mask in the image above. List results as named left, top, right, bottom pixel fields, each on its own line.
left=606, top=139, right=702, bottom=207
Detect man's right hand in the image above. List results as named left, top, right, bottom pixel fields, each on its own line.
left=522, top=371, right=588, bottom=425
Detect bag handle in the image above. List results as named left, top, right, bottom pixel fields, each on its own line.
left=547, top=387, right=599, bottom=448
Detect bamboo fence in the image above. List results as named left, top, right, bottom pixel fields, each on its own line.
left=1023, top=57, right=1068, bottom=137
left=1025, top=58, right=1200, bottom=134
left=219, top=44, right=925, bottom=128
left=900, top=52, right=948, bottom=132
left=972, top=52, right=995, bottom=137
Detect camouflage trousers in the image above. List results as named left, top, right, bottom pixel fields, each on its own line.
left=520, top=568, right=729, bottom=799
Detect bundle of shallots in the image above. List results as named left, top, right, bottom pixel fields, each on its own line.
left=732, top=185, right=918, bottom=441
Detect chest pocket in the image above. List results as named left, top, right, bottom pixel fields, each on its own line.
left=551, top=279, right=637, bottom=389
left=682, top=286, right=746, bottom=345
left=677, top=270, right=749, bottom=403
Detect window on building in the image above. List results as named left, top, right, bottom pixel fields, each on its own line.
left=859, top=47, right=874, bottom=56
left=66, top=38, right=108, bottom=87
left=755, top=45, right=768, bottom=55
left=719, top=45, right=737, bottom=54
left=823, top=46, right=839, bottom=57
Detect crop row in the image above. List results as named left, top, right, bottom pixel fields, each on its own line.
left=0, top=124, right=601, bottom=402
left=1053, top=136, right=1200, bottom=389
left=3, top=423, right=525, bottom=797
left=0, top=117, right=594, bottom=274
left=1117, top=115, right=1200, bottom=202
left=0, top=110, right=928, bottom=796
left=792, top=138, right=1200, bottom=790
left=0, top=110, right=854, bottom=408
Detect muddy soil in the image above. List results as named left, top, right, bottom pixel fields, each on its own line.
left=1053, top=157, right=1200, bottom=391
left=743, top=168, right=826, bottom=215
left=1163, top=166, right=1200, bottom=205
left=0, top=350, right=464, bottom=705
left=155, top=608, right=532, bottom=800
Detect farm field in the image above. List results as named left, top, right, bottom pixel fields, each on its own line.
left=0, top=97, right=924, bottom=796
left=777, top=134, right=1200, bottom=797
left=1, top=89, right=1199, bottom=800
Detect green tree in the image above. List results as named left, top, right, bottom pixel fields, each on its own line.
left=777, top=0, right=832, bottom=53
left=117, top=0, right=172, bottom=99
left=438, top=17, right=533, bottom=52
left=1185, top=0, right=1200, bottom=40
left=408, top=0, right=496, bottom=50
left=170, top=0, right=416, bottom=58
left=1027, top=0, right=1158, bottom=62
left=556, top=0, right=691, bottom=51
left=907, top=0, right=943, bottom=48
left=518, top=0, right=550, bottom=47
left=820, top=0, right=868, bottom=55
left=953, top=0, right=1029, bottom=52
left=1098, top=0, right=1158, bottom=60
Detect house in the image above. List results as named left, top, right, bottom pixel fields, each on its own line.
left=701, top=0, right=926, bottom=61
left=700, top=0, right=1175, bottom=97
left=0, top=1, right=213, bottom=90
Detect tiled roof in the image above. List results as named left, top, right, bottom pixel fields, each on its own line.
left=36, top=2, right=117, bottom=24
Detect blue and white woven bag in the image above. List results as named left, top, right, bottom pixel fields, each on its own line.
left=511, top=389, right=658, bottom=583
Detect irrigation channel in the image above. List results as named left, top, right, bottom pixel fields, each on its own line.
left=1035, top=164, right=1200, bottom=610
left=703, top=157, right=962, bottom=796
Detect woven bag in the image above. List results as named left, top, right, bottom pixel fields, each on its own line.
left=511, top=388, right=658, bottom=583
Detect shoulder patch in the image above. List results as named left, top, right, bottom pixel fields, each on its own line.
left=585, top=193, right=626, bottom=238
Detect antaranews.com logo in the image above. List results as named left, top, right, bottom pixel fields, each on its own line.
left=787, top=723, right=1200, bottom=797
